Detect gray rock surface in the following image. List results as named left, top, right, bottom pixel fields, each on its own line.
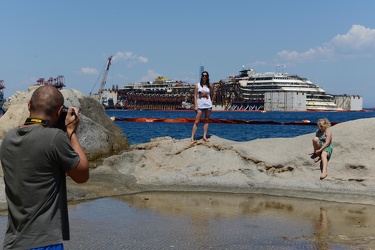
left=83, top=118, right=375, bottom=205
left=60, top=117, right=375, bottom=208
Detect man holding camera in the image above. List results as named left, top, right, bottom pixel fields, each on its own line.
left=1, top=85, right=89, bottom=249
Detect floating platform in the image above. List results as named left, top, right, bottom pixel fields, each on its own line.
left=114, top=117, right=340, bottom=126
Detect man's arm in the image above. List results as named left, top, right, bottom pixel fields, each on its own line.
left=65, top=107, right=89, bottom=183
left=66, top=132, right=89, bottom=183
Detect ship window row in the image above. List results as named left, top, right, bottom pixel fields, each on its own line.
left=242, top=86, right=301, bottom=90
left=249, top=76, right=302, bottom=81
left=247, top=82, right=306, bottom=85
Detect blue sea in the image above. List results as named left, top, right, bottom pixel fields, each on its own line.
left=106, top=110, right=375, bottom=145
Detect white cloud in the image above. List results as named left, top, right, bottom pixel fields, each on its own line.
left=80, top=67, right=98, bottom=75
left=277, top=25, right=375, bottom=62
left=112, top=51, right=149, bottom=66
left=277, top=46, right=334, bottom=62
left=331, top=24, right=375, bottom=51
left=139, top=69, right=161, bottom=82
left=138, top=56, right=148, bottom=63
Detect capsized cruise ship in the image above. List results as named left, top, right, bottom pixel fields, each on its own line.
left=113, top=76, right=195, bottom=110
left=227, top=68, right=341, bottom=111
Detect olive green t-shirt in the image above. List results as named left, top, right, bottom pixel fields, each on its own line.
left=0, top=125, right=80, bottom=249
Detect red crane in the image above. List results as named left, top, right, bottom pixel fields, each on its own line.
left=35, top=75, right=65, bottom=90
left=54, top=75, right=66, bottom=89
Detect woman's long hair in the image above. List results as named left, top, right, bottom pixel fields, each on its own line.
left=200, top=71, right=210, bottom=88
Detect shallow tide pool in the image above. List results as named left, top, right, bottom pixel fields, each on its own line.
left=1, top=192, right=374, bottom=249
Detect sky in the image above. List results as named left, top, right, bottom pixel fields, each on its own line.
left=1, top=1, right=375, bottom=108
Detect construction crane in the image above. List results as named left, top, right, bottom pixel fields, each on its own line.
left=97, top=56, right=113, bottom=101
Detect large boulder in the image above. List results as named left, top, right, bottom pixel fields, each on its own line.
left=0, top=86, right=129, bottom=161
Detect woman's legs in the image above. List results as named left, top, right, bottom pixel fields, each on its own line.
left=320, top=151, right=329, bottom=179
left=203, top=109, right=211, bottom=141
left=312, top=137, right=321, bottom=162
left=191, top=110, right=202, bottom=142
left=312, top=137, right=320, bottom=151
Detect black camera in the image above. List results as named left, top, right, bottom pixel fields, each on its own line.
left=55, top=106, right=76, bottom=131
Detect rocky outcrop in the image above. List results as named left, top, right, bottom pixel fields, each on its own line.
left=61, top=118, right=375, bottom=206
left=0, top=86, right=129, bottom=161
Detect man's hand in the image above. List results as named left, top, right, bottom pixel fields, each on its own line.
left=65, top=107, right=79, bottom=139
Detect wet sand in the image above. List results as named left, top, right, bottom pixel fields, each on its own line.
left=1, top=192, right=375, bottom=249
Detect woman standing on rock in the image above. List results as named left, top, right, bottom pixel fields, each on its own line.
left=309, top=118, right=333, bottom=180
left=191, top=71, right=213, bottom=143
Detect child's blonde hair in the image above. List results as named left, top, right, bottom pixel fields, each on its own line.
left=317, top=118, right=331, bottom=128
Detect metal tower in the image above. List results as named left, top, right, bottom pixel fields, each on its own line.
left=199, top=64, right=204, bottom=79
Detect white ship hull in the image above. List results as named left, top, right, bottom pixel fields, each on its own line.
left=228, top=68, right=341, bottom=111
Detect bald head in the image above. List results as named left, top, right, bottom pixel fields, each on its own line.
left=29, top=86, right=64, bottom=119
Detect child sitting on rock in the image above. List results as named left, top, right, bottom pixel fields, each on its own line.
left=309, top=118, right=333, bottom=180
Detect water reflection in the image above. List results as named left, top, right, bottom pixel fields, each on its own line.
left=112, top=192, right=375, bottom=249
left=1, top=192, right=375, bottom=249
left=313, top=207, right=329, bottom=250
